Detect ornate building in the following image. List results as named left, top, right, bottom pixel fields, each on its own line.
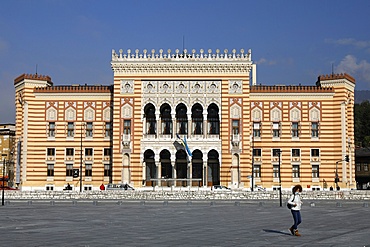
left=13, top=48, right=355, bottom=191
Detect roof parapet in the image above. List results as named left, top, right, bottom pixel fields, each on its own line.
left=318, top=73, right=355, bottom=84
left=112, top=48, right=252, bottom=62
left=14, top=73, right=53, bottom=85
left=34, top=85, right=112, bottom=93
left=250, top=85, right=334, bottom=93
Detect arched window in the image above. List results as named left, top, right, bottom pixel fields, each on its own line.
left=176, top=103, right=188, bottom=135
left=207, top=103, right=219, bottom=135
left=144, top=103, right=156, bottom=135
left=160, top=103, right=172, bottom=135
left=192, top=103, right=203, bottom=135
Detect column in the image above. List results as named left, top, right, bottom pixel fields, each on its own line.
left=203, top=113, right=207, bottom=138
left=187, top=114, right=191, bottom=138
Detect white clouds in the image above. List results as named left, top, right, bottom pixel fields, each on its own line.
left=326, top=38, right=370, bottom=53
left=336, top=55, right=370, bottom=82
left=256, top=58, right=277, bottom=65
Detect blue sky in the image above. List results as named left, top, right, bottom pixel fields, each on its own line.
left=1, top=0, right=370, bottom=123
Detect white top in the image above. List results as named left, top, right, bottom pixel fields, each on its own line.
left=288, top=192, right=303, bottom=210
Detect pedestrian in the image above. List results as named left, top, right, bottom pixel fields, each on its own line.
left=288, top=184, right=303, bottom=236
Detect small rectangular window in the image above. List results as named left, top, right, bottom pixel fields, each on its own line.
left=253, top=122, right=261, bottom=137
left=86, top=122, right=93, bottom=137
left=364, top=164, right=369, bottom=172
left=105, top=122, right=112, bottom=137
left=273, top=149, right=281, bottom=157
left=311, top=149, right=320, bottom=157
left=47, top=148, right=55, bottom=156
left=312, top=165, right=319, bottom=178
left=292, top=149, right=300, bottom=157
left=49, top=122, right=55, bottom=137
left=272, top=122, right=280, bottom=138
left=85, top=163, right=92, bottom=177
left=311, top=122, right=319, bottom=138
left=67, top=122, right=74, bottom=137
left=253, top=149, right=261, bottom=157
left=104, top=164, right=111, bottom=177
left=47, top=164, right=54, bottom=177
left=66, top=164, right=73, bottom=177
left=292, top=165, right=300, bottom=178
left=232, top=120, right=240, bottom=135
left=253, top=165, right=261, bottom=178
left=85, top=148, right=93, bottom=156
left=104, top=148, right=111, bottom=156
left=292, top=122, right=299, bottom=137
left=273, top=165, right=279, bottom=178
left=66, top=148, right=74, bottom=156
left=124, top=120, right=131, bottom=135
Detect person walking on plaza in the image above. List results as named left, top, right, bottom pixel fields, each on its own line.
left=288, top=184, right=303, bottom=236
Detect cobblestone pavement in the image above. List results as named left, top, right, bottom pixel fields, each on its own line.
left=0, top=200, right=369, bottom=247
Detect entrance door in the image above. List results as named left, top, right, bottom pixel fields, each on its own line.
left=207, top=150, right=220, bottom=186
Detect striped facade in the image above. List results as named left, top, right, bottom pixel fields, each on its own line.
left=14, top=48, right=355, bottom=191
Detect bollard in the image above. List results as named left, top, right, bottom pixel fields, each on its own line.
left=93, top=200, right=98, bottom=206
left=27, top=201, right=32, bottom=205
left=363, top=202, right=369, bottom=208
left=234, top=201, right=240, bottom=206
left=336, top=202, right=342, bottom=208
left=50, top=200, right=55, bottom=206
left=72, top=200, right=77, bottom=206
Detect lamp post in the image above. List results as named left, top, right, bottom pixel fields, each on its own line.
left=335, top=161, right=339, bottom=190
left=80, top=122, right=83, bottom=192
left=251, top=134, right=254, bottom=192
left=278, top=149, right=282, bottom=207
left=2, top=154, right=7, bottom=206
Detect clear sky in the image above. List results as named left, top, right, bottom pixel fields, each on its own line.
left=1, top=0, right=370, bottom=123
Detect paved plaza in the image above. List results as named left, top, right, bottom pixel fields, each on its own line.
left=0, top=200, right=369, bottom=247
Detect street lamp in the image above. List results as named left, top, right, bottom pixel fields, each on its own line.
left=278, top=149, right=282, bottom=207
left=2, top=154, right=7, bottom=206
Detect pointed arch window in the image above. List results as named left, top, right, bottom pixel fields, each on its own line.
left=176, top=103, right=188, bottom=135
left=192, top=103, right=203, bottom=135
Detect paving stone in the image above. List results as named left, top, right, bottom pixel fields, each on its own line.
left=0, top=200, right=369, bottom=246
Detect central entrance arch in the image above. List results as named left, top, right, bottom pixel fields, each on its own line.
left=175, top=149, right=188, bottom=186
left=207, top=149, right=220, bottom=186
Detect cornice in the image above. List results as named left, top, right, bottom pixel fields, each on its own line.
left=111, top=62, right=253, bottom=74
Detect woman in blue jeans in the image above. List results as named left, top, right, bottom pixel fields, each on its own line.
left=288, top=184, right=303, bottom=236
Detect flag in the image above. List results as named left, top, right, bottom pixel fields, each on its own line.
left=183, top=136, right=192, bottom=157
left=175, top=134, right=192, bottom=157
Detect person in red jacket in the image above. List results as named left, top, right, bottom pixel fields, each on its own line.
left=100, top=184, right=105, bottom=190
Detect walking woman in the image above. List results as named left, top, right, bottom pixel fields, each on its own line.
left=288, top=184, right=303, bottom=236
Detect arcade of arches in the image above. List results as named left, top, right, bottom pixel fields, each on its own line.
left=143, top=149, right=220, bottom=187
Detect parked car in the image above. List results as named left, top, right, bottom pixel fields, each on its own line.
left=211, top=185, right=231, bottom=192
left=106, top=183, right=135, bottom=190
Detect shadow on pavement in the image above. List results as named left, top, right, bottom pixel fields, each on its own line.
left=263, top=229, right=292, bottom=236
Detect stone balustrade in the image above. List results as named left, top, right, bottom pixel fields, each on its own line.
left=2, top=190, right=370, bottom=201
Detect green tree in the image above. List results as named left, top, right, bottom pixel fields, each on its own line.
left=355, top=101, right=370, bottom=147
